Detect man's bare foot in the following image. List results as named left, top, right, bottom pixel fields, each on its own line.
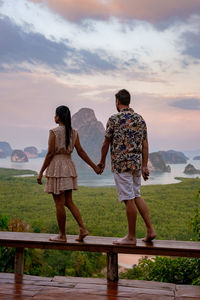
left=113, top=236, right=136, bottom=245
left=76, top=228, right=89, bottom=242
left=49, top=234, right=67, bottom=243
left=142, top=229, right=156, bottom=242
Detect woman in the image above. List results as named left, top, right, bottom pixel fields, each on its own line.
left=37, top=105, right=101, bottom=242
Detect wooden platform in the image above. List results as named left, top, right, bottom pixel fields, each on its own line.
left=1, top=231, right=200, bottom=257
left=1, top=231, right=200, bottom=282
left=0, top=273, right=200, bottom=300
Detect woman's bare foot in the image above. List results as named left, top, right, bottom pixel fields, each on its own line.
left=76, top=228, right=89, bottom=242
left=113, top=236, right=136, bottom=245
left=142, top=229, right=156, bottom=242
left=49, top=234, right=67, bottom=243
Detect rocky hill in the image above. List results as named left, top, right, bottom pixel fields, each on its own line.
left=24, top=146, right=38, bottom=158
left=11, top=150, right=28, bottom=162
left=72, top=108, right=105, bottom=170
left=0, top=141, right=12, bottom=157
left=158, top=150, right=188, bottom=164
left=184, top=164, right=200, bottom=175
left=148, top=152, right=171, bottom=173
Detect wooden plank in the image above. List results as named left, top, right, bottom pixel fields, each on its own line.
left=0, top=231, right=200, bottom=258
left=53, top=276, right=107, bottom=284
left=118, top=279, right=175, bottom=291
left=175, top=284, right=200, bottom=299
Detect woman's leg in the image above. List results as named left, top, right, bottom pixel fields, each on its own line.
left=51, top=193, right=67, bottom=241
left=64, top=190, right=88, bottom=241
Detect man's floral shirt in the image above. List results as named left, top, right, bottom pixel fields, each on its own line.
left=105, top=108, right=147, bottom=173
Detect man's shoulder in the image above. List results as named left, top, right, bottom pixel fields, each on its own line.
left=107, top=113, right=119, bottom=123
left=133, top=112, right=145, bottom=121
left=108, top=110, right=129, bottom=120
left=109, top=111, right=145, bottom=120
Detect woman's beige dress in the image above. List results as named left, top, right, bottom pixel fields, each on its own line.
left=44, top=126, right=78, bottom=195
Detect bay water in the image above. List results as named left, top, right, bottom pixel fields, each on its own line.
left=0, top=157, right=199, bottom=186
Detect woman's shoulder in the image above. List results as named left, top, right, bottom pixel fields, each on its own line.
left=49, top=126, right=65, bottom=139
left=50, top=126, right=64, bottom=133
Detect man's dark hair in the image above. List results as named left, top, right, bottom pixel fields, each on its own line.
left=115, top=89, right=130, bottom=105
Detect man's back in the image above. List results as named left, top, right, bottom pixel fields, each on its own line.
left=105, top=108, right=147, bottom=173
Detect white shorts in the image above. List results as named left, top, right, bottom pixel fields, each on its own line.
left=114, top=170, right=141, bottom=202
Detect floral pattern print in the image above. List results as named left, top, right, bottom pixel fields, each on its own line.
left=105, top=108, right=147, bottom=173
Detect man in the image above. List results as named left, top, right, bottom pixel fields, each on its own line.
left=99, top=89, right=156, bottom=245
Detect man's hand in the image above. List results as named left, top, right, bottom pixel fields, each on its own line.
left=142, top=166, right=149, bottom=181
left=97, top=162, right=105, bottom=173
left=37, top=172, right=43, bottom=184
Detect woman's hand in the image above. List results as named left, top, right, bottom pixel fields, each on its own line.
left=37, top=172, right=43, bottom=185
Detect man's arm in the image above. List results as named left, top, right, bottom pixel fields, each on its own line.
left=142, top=137, right=149, bottom=180
left=98, top=137, right=110, bottom=171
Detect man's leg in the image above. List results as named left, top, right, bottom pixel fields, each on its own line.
left=125, top=199, right=137, bottom=241
left=134, top=197, right=156, bottom=242
left=64, top=190, right=88, bottom=241
left=50, top=193, right=67, bottom=242
left=113, top=199, right=137, bottom=245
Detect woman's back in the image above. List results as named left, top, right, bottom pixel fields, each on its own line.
left=51, top=126, right=77, bottom=155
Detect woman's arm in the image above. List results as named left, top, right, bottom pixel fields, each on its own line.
left=37, top=131, right=55, bottom=184
left=74, top=133, right=101, bottom=174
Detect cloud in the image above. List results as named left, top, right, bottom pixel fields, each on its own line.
left=0, top=15, right=118, bottom=74
left=0, top=0, right=181, bottom=77
left=170, top=98, right=200, bottom=110
left=181, top=31, right=200, bottom=59
left=0, top=16, right=70, bottom=69
left=28, top=0, right=200, bottom=24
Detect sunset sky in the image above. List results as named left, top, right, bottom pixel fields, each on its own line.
left=0, top=0, right=200, bottom=152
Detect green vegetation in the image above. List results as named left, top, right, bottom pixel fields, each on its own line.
left=0, top=168, right=200, bottom=240
left=0, top=167, right=37, bottom=178
left=120, top=256, right=200, bottom=285
left=0, top=167, right=200, bottom=283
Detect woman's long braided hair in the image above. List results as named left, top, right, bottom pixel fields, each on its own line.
left=55, top=105, right=72, bottom=149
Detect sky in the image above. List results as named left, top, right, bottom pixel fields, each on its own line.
left=0, top=0, right=200, bottom=152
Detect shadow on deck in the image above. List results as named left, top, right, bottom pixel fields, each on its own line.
left=0, top=273, right=200, bottom=300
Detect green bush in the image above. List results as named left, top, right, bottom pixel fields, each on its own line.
left=120, top=256, right=200, bottom=285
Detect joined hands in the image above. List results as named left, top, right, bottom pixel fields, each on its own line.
left=93, top=164, right=104, bottom=175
